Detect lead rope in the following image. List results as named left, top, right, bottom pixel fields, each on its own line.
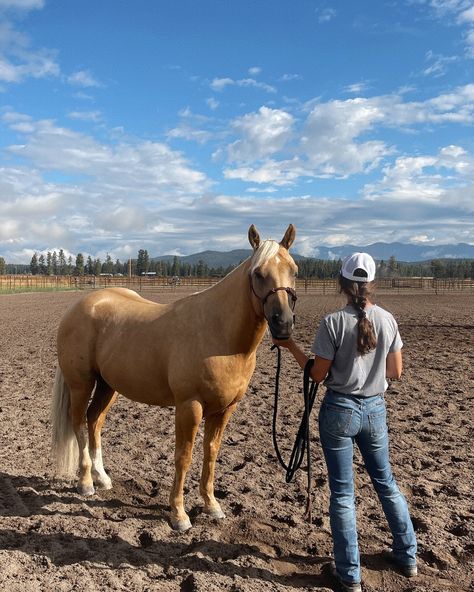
left=271, top=345, right=319, bottom=523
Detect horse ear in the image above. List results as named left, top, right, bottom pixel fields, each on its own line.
left=248, top=224, right=260, bottom=250
left=280, top=224, right=296, bottom=250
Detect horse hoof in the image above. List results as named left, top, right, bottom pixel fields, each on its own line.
left=204, top=507, right=225, bottom=520
left=94, top=477, right=113, bottom=490
left=77, top=484, right=95, bottom=496
left=170, top=516, right=192, bottom=532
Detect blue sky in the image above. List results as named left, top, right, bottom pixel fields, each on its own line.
left=1, top=0, right=473, bottom=263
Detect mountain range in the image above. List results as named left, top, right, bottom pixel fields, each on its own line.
left=152, top=242, right=474, bottom=266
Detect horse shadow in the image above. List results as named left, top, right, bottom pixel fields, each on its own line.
left=0, top=472, right=334, bottom=590
left=0, top=471, right=169, bottom=521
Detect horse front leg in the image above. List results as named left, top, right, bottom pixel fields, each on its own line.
left=170, top=399, right=203, bottom=531
left=200, top=402, right=237, bottom=520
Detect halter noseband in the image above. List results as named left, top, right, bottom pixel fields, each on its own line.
left=250, top=275, right=297, bottom=310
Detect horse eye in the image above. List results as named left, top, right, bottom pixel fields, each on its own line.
left=254, top=270, right=264, bottom=280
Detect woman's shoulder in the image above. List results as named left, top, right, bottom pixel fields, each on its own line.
left=370, top=305, right=398, bottom=325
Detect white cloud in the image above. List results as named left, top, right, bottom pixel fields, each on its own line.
left=363, top=145, right=474, bottom=204
left=167, top=124, right=213, bottom=143
left=301, top=98, right=389, bottom=176
left=423, top=50, right=458, bottom=77
left=224, top=158, right=306, bottom=186
left=316, top=7, right=337, bottom=23
left=206, top=97, right=219, bottom=110
left=67, top=69, right=102, bottom=87
left=459, top=5, right=474, bottom=23
left=248, top=66, right=261, bottom=76
left=220, top=84, right=474, bottom=183
left=166, top=107, right=217, bottom=144
left=67, top=110, right=102, bottom=122
left=227, top=106, right=295, bottom=162
left=0, top=0, right=44, bottom=9
left=420, top=0, right=474, bottom=57
left=279, top=73, right=302, bottom=82
left=0, top=21, right=59, bottom=83
left=344, top=81, right=369, bottom=94
left=410, top=234, right=435, bottom=243
left=210, top=76, right=276, bottom=93
left=4, top=116, right=211, bottom=198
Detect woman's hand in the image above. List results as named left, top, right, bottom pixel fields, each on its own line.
left=271, top=336, right=295, bottom=350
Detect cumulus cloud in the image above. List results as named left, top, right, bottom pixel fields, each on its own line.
left=227, top=106, right=295, bottom=162
left=0, top=0, right=44, bottom=10
left=423, top=50, right=458, bottom=77
left=316, top=7, right=337, bottom=23
left=67, top=69, right=102, bottom=87
left=248, top=66, right=261, bottom=76
left=363, top=145, right=474, bottom=205
left=210, top=76, right=276, bottom=93
left=0, top=113, right=216, bottom=261
left=206, top=97, right=219, bottom=110
left=420, top=0, right=474, bottom=57
left=221, top=84, right=474, bottom=183
left=67, top=110, right=102, bottom=122
left=344, top=81, right=369, bottom=94
left=0, top=20, right=59, bottom=83
left=5, top=117, right=210, bottom=197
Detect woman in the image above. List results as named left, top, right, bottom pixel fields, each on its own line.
left=272, top=253, right=417, bottom=592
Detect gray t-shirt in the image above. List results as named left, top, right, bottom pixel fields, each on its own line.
left=311, top=304, right=403, bottom=397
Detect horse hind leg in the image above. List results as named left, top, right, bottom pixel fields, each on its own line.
left=68, top=380, right=96, bottom=496
left=87, top=378, right=117, bottom=490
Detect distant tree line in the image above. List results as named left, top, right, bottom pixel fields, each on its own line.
left=0, top=251, right=472, bottom=279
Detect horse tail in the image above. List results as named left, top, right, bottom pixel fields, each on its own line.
left=51, top=366, right=78, bottom=478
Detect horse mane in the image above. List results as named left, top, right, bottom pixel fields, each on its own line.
left=250, top=240, right=280, bottom=272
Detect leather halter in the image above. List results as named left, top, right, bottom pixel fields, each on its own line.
left=249, top=275, right=297, bottom=310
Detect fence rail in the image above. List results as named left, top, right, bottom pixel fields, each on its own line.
left=0, top=274, right=473, bottom=293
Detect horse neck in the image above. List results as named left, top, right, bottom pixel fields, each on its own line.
left=203, top=259, right=267, bottom=353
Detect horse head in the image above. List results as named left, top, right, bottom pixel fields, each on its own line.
left=248, top=224, right=298, bottom=339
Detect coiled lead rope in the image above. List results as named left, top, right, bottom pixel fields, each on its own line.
left=271, top=345, right=318, bottom=523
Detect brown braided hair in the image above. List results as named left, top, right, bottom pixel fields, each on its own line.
left=339, top=273, right=377, bottom=355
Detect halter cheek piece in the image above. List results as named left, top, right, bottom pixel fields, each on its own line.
left=249, top=275, right=297, bottom=310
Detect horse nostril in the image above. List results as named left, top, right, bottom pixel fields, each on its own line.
left=271, top=313, right=281, bottom=324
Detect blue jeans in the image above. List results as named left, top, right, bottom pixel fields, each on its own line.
left=319, top=390, right=417, bottom=584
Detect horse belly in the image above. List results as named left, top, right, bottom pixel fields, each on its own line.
left=97, top=338, right=175, bottom=407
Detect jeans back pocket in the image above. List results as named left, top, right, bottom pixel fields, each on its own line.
left=321, top=403, right=354, bottom=437
left=368, top=409, right=387, bottom=437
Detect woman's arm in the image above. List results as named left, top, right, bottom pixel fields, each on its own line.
left=272, top=337, right=332, bottom=384
left=386, top=350, right=403, bottom=379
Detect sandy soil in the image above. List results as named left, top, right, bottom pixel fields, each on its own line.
left=0, top=288, right=472, bottom=592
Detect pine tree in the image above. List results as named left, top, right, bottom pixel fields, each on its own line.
left=0, top=256, right=5, bottom=275
left=52, top=250, right=58, bottom=275
left=30, top=252, right=39, bottom=275
left=75, top=253, right=85, bottom=276
left=86, top=255, right=93, bottom=275
left=46, top=252, right=53, bottom=275
left=58, top=249, right=66, bottom=275
left=38, top=254, right=46, bottom=275
left=93, top=258, right=102, bottom=276
left=103, top=253, right=114, bottom=274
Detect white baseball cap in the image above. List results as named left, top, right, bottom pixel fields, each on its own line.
left=341, top=252, right=376, bottom=282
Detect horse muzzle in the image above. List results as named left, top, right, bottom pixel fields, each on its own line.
left=268, top=312, right=295, bottom=340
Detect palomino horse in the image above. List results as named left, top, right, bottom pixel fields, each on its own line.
left=51, top=224, right=298, bottom=531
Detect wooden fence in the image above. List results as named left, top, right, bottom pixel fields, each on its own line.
left=1, top=274, right=473, bottom=294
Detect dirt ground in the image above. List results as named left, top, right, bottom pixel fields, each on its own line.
left=0, top=288, right=472, bottom=592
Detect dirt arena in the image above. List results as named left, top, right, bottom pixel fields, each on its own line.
left=0, top=288, right=472, bottom=591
